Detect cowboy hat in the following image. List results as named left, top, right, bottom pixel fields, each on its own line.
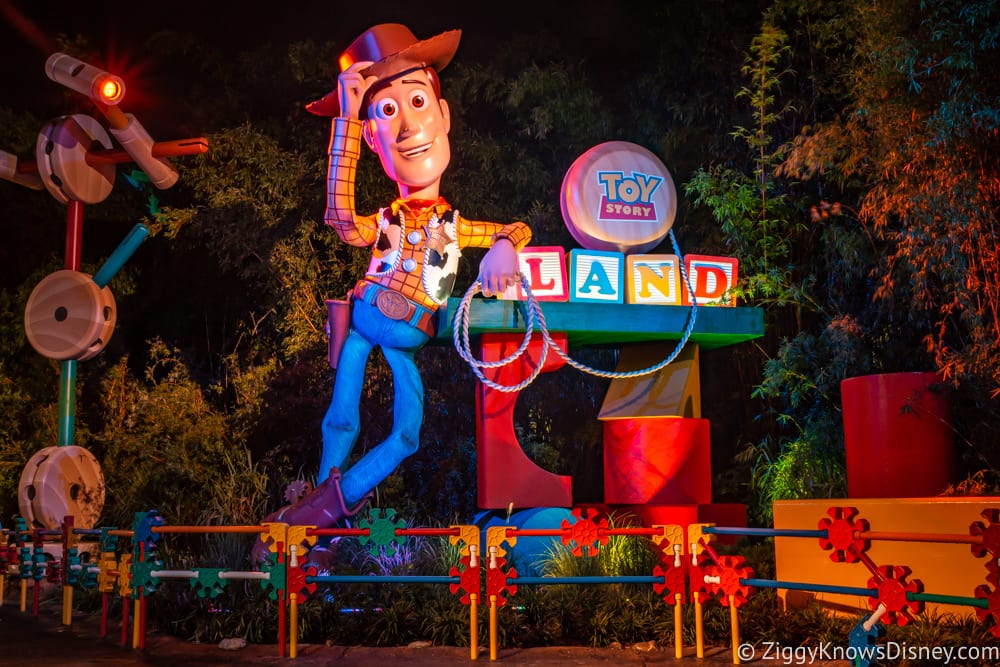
left=306, top=23, right=461, bottom=117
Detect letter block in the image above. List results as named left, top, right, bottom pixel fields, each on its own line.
left=568, top=249, right=624, bottom=303
left=501, top=246, right=569, bottom=301
left=681, top=255, right=739, bottom=306
left=626, top=254, right=681, bottom=305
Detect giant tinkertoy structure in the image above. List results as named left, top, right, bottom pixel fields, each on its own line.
left=1, top=53, right=207, bottom=535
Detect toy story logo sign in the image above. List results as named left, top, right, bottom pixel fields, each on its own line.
left=597, top=170, right=662, bottom=223
left=499, top=141, right=741, bottom=306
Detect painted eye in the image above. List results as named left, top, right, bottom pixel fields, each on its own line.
left=409, top=91, right=427, bottom=109
left=374, top=98, right=397, bottom=119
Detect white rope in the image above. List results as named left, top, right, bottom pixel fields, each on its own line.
left=453, top=229, right=699, bottom=392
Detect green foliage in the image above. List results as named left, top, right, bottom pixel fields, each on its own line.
left=685, top=165, right=811, bottom=308
left=685, top=22, right=814, bottom=312
left=743, top=315, right=871, bottom=520
left=689, top=0, right=1000, bottom=520
left=444, top=53, right=615, bottom=250
left=0, top=360, right=40, bottom=521
left=734, top=24, right=796, bottom=185
left=420, top=589, right=479, bottom=647
left=685, top=19, right=847, bottom=518
left=779, top=0, right=1000, bottom=395
left=154, top=584, right=282, bottom=644
left=155, top=124, right=339, bottom=360
left=628, top=1, right=772, bottom=181
left=781, top=0, right=1000, bottom=498
left=92, top=340, right=266, bottom=528
left=537, top=513, right=659, bottom=578
left=514, top=514, right=664, bottom=646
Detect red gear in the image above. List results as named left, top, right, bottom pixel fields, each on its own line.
left=867, top=564, right=922, bottom=626
left=286, top=561, right=318, bottom=601
left=486, top=556, right=517, bottom=607
left=706, top=555, right=754, bottom=608
left=653, top=564, right=688, bottom=604
left=974, top=583, right=1000, bottom=638
left=818, top=506, right=870, bottom=563
left=971, top=509, right=1000, bottom=560
left=449, top=554, right=480, bottom=606
left=560, top=507, right=608, bottom=557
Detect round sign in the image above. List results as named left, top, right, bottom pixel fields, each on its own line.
left=560, top=141, right=677, bottom=255
left=18, top=445, right=106, bottom=530
left=24, top=269, right=117, bottom=361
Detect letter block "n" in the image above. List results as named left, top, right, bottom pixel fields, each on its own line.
left=626, top=254, right=681, bottom=305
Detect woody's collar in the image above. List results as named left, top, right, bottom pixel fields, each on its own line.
left=391, top=196, right=450, bottom=217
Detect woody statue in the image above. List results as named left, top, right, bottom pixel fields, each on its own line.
left=253, top=24, right=530, bottom=561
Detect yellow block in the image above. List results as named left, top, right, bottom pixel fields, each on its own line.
left=598, top=343, right=700, bottom=419
left=625, top=254, right=681, bottom=305
left=773, top=497, right=1000, bottom=619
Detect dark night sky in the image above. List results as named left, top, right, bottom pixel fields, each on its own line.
left=0, top=0, right=653, bottom=116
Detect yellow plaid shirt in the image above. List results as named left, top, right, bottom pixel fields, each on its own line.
left=324, top=118, right=531, bottom=310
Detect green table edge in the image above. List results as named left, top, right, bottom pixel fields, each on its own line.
left=434, top=298, right=764, bottom=350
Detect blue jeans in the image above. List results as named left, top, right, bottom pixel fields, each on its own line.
left=319, top=298, right=430, bottom=506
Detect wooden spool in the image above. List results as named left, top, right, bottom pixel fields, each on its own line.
left=24, top=269, right=116, bottom=360
left=18, top=445, right=105, bottom=530
left=35, top=114, right=115, bottom=205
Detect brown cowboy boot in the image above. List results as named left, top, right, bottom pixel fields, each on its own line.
left=251, top=468, right=371, bottom=566
left=271, top=467, right=371, bottom=526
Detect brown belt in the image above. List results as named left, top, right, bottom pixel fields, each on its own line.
left=352, top=281, right=438, bottom=338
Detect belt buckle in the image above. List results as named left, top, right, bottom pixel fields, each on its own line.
left=375, top=289, right=411, bottom=321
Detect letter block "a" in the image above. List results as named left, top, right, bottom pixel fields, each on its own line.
left=568, top=249, right=624, bottom=304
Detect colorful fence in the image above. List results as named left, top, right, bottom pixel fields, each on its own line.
left=1, top=509, right=479, bottom=660
left=3, top=504, right=1000, bottom=663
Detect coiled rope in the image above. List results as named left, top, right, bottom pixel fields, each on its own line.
left=453, top=229, right=699, bottom=392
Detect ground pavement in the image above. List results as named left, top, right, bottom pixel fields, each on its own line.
left=0, top=597, right=853, bottom=667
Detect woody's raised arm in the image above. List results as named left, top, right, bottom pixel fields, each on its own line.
left=323, top=117, right=375, bottom=246
left=322, top=63, right=380, bottom=245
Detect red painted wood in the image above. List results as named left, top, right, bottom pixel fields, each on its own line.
left=475, top=332, right=573, bottom=509
left=603, top=417, right=712, bottom=505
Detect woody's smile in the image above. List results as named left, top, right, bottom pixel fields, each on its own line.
left=398, top=142, right=433, bottom=159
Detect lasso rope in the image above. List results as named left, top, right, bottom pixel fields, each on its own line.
left=453, top=229, right=699, bottom=392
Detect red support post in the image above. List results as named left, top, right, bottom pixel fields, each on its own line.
left=64, top=200, right=83, bottom=270
left=475, top=332, right=573, bottom=509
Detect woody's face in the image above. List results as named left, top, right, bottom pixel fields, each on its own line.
left=363, top=68, right=451, bottom=198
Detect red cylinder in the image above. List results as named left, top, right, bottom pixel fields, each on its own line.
left=841, top=372, right=954, bottom=498
left=603, top=417, right=712, bottom=505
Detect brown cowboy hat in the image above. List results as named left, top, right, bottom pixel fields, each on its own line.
left=306, top=23, right=461, bottom=117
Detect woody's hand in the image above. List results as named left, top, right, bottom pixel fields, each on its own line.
left=338, top=61, right=377, bottom=120
left=478, top=237, right=519, bottom=298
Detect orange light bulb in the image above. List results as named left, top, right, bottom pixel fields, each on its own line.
left=98, top=78, right=123, bottom=104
